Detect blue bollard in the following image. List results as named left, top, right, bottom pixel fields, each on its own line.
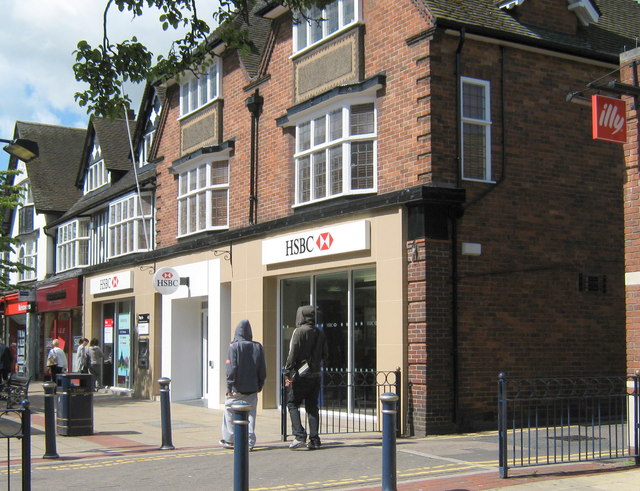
left=381, top=392, right=399, bottom=491
left=232, top=401, right=251, bottom=491
left=158, top=377, right=175, bottom=450
left=42, top=381, right=59, bottom=459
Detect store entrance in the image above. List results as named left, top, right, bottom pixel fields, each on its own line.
left=280, top=267, right=377, bottom=410
left=101, top=300, right=133, bottom=389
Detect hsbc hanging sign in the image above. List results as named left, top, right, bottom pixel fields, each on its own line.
left=262, top=220, right=371, bottom=265
left=90, top=271, right=133, bottom=294
left=592, top=95, right=627, bottom=144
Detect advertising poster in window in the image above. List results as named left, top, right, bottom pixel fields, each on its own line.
left=117, top=313, right=130, bottom=386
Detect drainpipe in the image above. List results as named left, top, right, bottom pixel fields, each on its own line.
left=452, top=28, right=466, bottom=427
left=246, top=90, right=264, bottom=225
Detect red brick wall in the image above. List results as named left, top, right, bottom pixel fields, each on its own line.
left=517, top=0, right=578, bottom=34
left=621, top=51, right=640, bottom=376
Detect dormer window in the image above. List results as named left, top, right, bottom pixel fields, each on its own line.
left=179, top=58, right=221, bottom=118
left=84, top=139, right=109, bottom=194
left=137, top=93, right=162, bottom=167
left=293, top=0, right=360, bottom=54
left=567, top=0, right=599, bottom=26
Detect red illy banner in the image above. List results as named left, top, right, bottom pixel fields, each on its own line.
left=592, top=95, right=627, bottom=144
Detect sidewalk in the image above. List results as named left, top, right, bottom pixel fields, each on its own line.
left=2, top=382, right=639, bottom=490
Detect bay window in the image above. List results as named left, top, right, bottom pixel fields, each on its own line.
left=295, top=101, right=376, bottom=205
left=57, top=219, right=90, bottom=272
left=108, top=193, right=154, bottom=258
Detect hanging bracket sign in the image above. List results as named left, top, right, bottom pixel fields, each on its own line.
left=153, top=267, right=181, bottom=295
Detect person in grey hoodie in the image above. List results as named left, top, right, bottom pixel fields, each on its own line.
left=220, top=319, right=266, bottom=450
left=284, top=305, right=328, bottom=450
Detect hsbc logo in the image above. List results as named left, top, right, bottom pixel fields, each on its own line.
left=316, top=232, right=333, bottom=251
left=286, top=231, right=334, bottom=257
left=90, top=271, right=133, bottom=294
left=162, top=271, right=174, bottom=279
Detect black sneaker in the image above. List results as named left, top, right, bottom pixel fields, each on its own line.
left=307, top=439, right=321, bottom=450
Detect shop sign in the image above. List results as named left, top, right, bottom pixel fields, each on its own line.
left=5, top=301, right=31, bottom=316
left=152, top=267, right=181, bottom=295
left=36, top=278, right=81, bottom=311
left=262, top=220, right=371, bottom=265
left=90, top=271, right=133, bottom=294
left=137, top=313, right=150, bottom=335
left=592, top=95, right=627, bottom=143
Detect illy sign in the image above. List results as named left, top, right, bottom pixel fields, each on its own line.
left=153, top=267, right=181, bottom=295
left=262, top=220, right=370, bottom=265
left=592, top=95, right=627, bottom=144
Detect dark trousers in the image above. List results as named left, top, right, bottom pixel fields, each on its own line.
left=287, top=375, right=321, bottom=442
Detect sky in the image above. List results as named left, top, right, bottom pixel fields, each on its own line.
left=0, top=0, right=217, bottom=171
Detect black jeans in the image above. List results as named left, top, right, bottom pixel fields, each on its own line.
left=287, top=375, right=321, bottom=442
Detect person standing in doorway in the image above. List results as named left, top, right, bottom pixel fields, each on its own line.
left=220, top=319, right=266, bottom=451
left=76, top=338, right=89, bottom=373
left=88, top=338, right=104, bottom=390
left=48, top=339, right=67, bottom=379
left=0, top=341, right=13, bottom=382
left=284, top=305, right=328, bottom=450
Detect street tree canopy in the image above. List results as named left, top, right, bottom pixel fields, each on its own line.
left=74, top=0, right=332, bottom=118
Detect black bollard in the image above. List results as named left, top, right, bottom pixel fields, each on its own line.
left=232, top=401, right=251, bottom=491
left=42, top=382, right=59, bottom=459
left=380, top=392, right=399, bottom=491
left=20, top=399, right=32, bottom=491
left=158, top=377, right=175, bottom=450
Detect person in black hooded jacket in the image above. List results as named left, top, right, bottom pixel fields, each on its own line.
left=284, top=305, right=328, bottom=450
left=220, top=319, right=266, bottom=450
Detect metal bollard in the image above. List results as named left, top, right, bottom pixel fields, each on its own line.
left=232, top=401, right=251, bottom=491
left=20, top=399, right=32, bottom=491
left=42, top=382, right=59, bottom=459
left=381, top=392, right=399, bottom=491
left=158, top=377, right=175, bottom=450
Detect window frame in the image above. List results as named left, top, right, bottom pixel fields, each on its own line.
left=293, top=0, right=361, bottom=54
left=18, top=238, right=36, bottom=282
left=56, top=219, right=90, bottom=273
left=108, top=192, right=154, bottom=259
left=179, top=58, right=221, bottom=118
left=460, top=76, right=493, bottom=182
left=84, top=158, right=109, bottom=194
left=293, top=97, right=377, bottom=206
left=176, top=158, right=230, bottom=238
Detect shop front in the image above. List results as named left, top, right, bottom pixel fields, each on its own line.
left=36, top=277, right=83, bottom=378
left=1, top=292, right=36, bottom=377
left=84, top=268, right=159, bottom=397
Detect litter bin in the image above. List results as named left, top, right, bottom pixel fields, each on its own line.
left=56, top=373, right=94, bottom=436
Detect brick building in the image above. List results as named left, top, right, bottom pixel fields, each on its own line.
left=4, top=0, right=640, bottom=435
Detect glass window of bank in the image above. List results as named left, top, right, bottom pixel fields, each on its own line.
left=101, top=300, right=133, bottom=389
left=280, top=267, right=376, bottom=411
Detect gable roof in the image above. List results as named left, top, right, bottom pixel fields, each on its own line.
left=422, top=0, right=640, bottom=61
left=76, top=116, right=134, bottom=187
left=12, top=121, right=85, bottom=214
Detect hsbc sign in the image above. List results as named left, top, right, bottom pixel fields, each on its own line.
left=262, top=220, right=370, bottom=265
left=153, top=267, right=181, bottom=295
left=90, top=271, right=133, bottom=294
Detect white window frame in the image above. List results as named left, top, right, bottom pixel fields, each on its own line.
left=56, top=219, right=90, bottom=273
left=294, top=97, right=377, bottom=206
left=460, top=77, right=492, bottom=182
left=293, top=0, right=361, bottom=54
left=108, top=192, right=154, bottom=258
left=84, top=159, right=109, bottom=194
left=18, top=239, right=36, bottom=282
left=177, top=159, right=229, bottom=238
left=179, top=58, right=221, bottom=118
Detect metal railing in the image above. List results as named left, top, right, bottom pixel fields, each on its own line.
left=1, top=401, right=31, bottom=490
left=281, top=369, right=401, bottom=440
left=498, top=373, right=640, bottom=478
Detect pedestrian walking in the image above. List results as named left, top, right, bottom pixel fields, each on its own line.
left=220, top=319, right=266, bottom=451
left=0, top=341, right=13, bottom=382
left=88, top=338, right=104, bottom=390
left=76, top=338, right=89, bottom=373
left=284, top=305, right=328, bottom=450
left=47, top=339, right=68, bottom=380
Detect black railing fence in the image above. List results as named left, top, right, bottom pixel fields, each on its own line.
left=1, top=402, right=31, bottom=490
left=498, top=373, right=640, bottom=478
left=281, top=369, right=401, bottom=440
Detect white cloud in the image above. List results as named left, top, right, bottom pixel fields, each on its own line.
left=0, top=0, right=217, bottom=170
